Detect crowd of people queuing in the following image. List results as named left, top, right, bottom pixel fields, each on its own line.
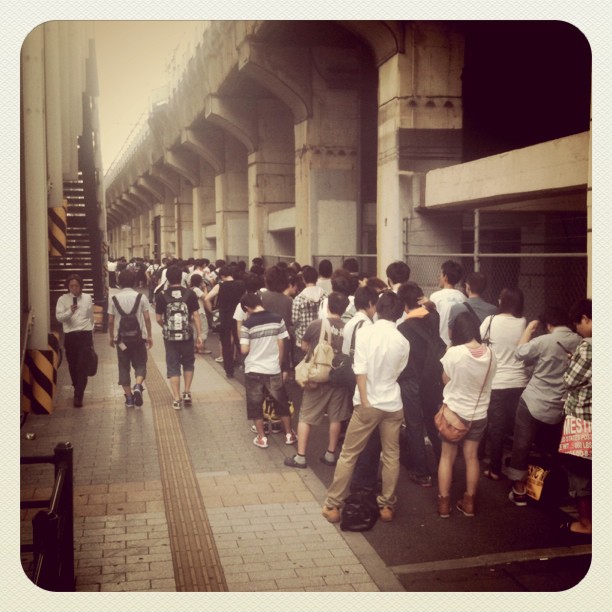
left=64, top=254, right=591, bottom=538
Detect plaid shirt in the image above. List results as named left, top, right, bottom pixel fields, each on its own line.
left=563, top=338, right=592, bottom=421
left=292, top=294, right=322, bottom=346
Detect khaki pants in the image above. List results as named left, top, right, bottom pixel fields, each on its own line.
left=325, top=404, right=404, bottom=509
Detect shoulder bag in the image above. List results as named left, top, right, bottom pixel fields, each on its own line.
left=295, top=318, right=335, bottom=388
left=329, top=320, right=365, bottom=388
left=434, top=347, right=492, bottom=443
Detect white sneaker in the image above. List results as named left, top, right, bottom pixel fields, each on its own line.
left=182, top=392, right=192, bottom=406
left=253, top=435, right=268, bottom=449
left=215, top=356, right=223, bottom=363
left=285, top=431, right=297, bottom=445
left=172, top=399, right=182, bottom=410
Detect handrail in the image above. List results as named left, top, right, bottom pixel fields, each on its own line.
left=20, top=442, right=75, bottom=591
left=21, top=309, right=34, bottom=372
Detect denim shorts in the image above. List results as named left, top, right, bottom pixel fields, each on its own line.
left=164, top=339, right=196, bottom=378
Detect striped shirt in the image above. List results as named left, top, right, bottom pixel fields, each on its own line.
left=563, top=338, right=592, bottom=421
left=240, top=310, right=289, bottom=375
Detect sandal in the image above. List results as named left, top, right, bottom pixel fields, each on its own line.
left=559, top=520, right=592, bottom=538
left=483, top=469, right=504, bottom=481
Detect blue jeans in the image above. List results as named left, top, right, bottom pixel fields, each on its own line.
left=485, top=387, right=524, bottom=475
left=506, top=398, right=564, bottom=483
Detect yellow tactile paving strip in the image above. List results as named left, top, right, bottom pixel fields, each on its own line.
left=145, top=358, right=228, bottom=592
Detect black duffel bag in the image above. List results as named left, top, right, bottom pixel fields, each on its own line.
left=340, top=490, right=379, bottom=532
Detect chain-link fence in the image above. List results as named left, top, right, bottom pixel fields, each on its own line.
left=405, top=253, right=587, bottom=322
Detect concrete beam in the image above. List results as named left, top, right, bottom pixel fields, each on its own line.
left=181, top=127, right=225, bottom=175
left=129, top=185, right=156, bottom=208
left=205, top=94, right=258, bottom=154
left=424, top=132, right=589, bottom=211
left=338, top=20, right=405, bottom=67
left=237, top=40, right=312, bottom=123
left=122, top=192, right=149, bottom=214
left=151, top=164, right=181, bottom=197
left=138, top=175, right=166, bottom=203
left=164, top=147, right=200, bottom=187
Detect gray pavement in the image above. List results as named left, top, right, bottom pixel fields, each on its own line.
left=19, top=292, right=593, bottom=595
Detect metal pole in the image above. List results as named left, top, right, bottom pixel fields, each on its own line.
left=474, top=208, right=481, bottom=273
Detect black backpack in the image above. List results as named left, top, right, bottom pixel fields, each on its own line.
left=340, top=490, right=379, bottom=532
left=112, top=294, right=143, bottom=345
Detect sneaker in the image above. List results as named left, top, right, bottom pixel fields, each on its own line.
left=285, top=431, right=297, bottom=445
left=322, top=505, right=341, bottom=523
left=284, top=455, right=307, bottom=469
left=253, top=435, right=268, bottom=449
left=409, top=474, right=433, bottom=488
left=508, top=487, right=528, bottom=507
left=133, top=384, right=144, bottom=407
left=379, top=506, right=395, bottom=522
left=251, top=423, right=271, bottom=436
left=125, top=394, right=135, bottom=409
left=270, top=420, right=283, bottom=434
left=172, top=399, right=182, bottom=411
left=182, top=391, right=192, bottom=407
left=215, top=356, right=224, bottom=363
left=319, top=455, right=337, bottom=467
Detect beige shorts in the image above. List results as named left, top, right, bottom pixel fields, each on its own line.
left=298, top=383, right=351, bottom=426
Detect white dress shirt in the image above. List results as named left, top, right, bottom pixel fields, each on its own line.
left=55, top=292, right=94, bottom=333
left=352, top=319, right=410, bottom=412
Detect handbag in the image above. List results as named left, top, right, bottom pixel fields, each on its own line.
left=558, top=415, right=592, bottom=459
left=295, top=318, right=334, bottom=388
left=87, top=347, right=98, bottom=377
left=329, top=320, right=365, bottom=388
left=434, top=347, right=492, bottom=443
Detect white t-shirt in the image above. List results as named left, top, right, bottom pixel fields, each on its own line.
left=440, top=344, right=496, bottom=420
left=430, top=288, right=467, bottom=346
left=192, top=286, right=206, bottom=315
left=107, top=289, right=150, bottom=341
left=480, top=314, right=529, bottom=390
left=341, top=311, right=372, bottom=355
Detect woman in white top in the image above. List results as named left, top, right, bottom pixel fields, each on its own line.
left=55, top=274, right=94, bottom=407
left=189, top=274, right=211, bottom=354
left=437, top=312, right=496, bottom=518
left=479, top=288, right=529, bottom=481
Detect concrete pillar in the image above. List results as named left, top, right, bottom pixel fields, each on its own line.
left=22, top=25, right=51, bottom=348
left=215, top=135, right=248, bottom=260
left=377, top=22, right=464, bottom=275
left=192, top=160, right=216, bottom=259
left=43, top=22, right=64, bottom=209
left=248, top=100, right=294, bottom=261
left=294, top=62, right=360, bottom=265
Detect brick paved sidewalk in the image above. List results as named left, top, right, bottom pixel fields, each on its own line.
left=20, top=295, right=402, bottom=592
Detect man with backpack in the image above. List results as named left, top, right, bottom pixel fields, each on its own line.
left=155, top=265, right=203, bottom=409
left=108, top=268, right=153, bottom=408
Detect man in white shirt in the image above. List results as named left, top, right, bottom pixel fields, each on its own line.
left=322, top=292, right=410, bottom=524
left=108, top=269, right=153, bottom=408
left=429, top=259, right=467, bottom=346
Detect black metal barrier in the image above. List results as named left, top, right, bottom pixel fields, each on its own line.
left=21, top=442, right=75, bottom=591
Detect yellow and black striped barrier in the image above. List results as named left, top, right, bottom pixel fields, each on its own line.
left=21, top=333, right=61, bottom=415
left=48, top=199, right=67, bottom=257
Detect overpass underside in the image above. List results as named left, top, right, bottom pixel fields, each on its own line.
left=105, top=20, right=591, bottom=306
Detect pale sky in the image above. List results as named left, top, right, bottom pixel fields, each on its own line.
left=93, top=20, right=198, bottom=174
